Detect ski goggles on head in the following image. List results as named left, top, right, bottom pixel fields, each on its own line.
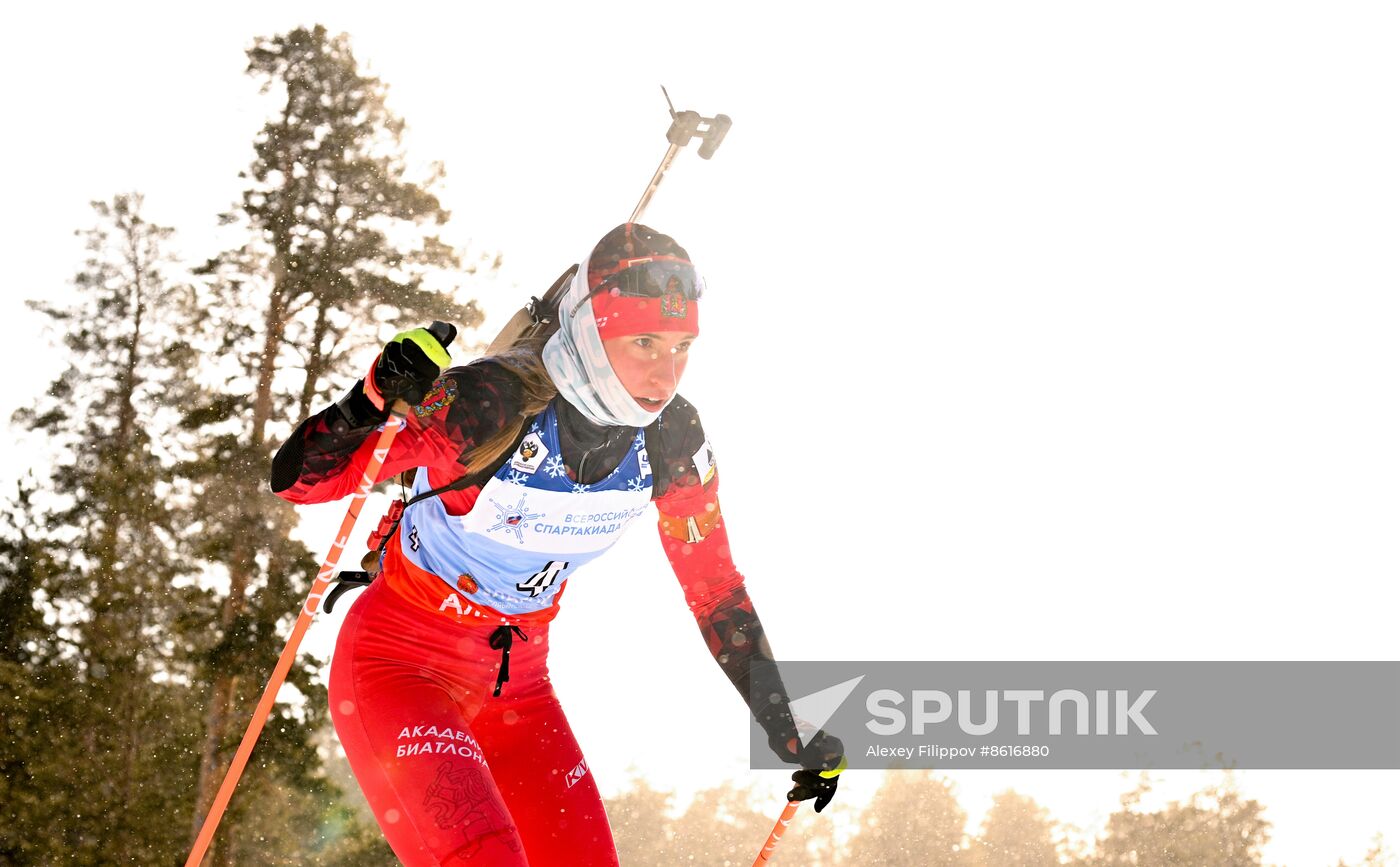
left=571, top=257, right=705, bottom=319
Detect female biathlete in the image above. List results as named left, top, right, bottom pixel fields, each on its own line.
left=270, top=224, right=844, bottom=865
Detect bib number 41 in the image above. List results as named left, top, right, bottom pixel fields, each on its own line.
left=517, top=561, right=568, bottom=597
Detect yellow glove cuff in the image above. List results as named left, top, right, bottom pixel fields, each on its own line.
left=394, top=327, right=452, bottom=370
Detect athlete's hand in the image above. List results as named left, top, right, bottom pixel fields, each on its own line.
left=366, top=325, right=455, bottom=410
left=788, top=763, right=844, bottom=813
left=771, top=729, right=845, bottom=812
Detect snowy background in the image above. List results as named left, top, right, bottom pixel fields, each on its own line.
left=3, top=2, right=1398, bottom=863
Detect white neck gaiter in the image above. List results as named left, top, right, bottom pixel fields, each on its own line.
left=542, top=248, right=667, bottom=428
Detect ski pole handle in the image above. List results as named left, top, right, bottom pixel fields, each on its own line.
left=425, top=319, right=457, bottom=350
left=752, top=800, right=801, bottom=866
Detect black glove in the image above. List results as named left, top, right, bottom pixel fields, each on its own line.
left=788, top=768, right=841, bottom=813
left=371, top=326, right=454, bottom=408
left=330, top=323, right=456, bottom=435
left=773, top=729, right=846, bottom=813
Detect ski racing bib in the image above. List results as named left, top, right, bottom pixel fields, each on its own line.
left=398, top=404, right=653, bottom=616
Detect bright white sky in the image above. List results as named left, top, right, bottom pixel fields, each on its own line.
left=4, top=2, right=1398, bottom=863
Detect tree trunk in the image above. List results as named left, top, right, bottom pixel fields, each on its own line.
left=299, top=298, right=330, bottom=421
left=189, top=670, right=239, bottom=859
left=189, top=262, right=288, bottom=854
left=114, top=210, right=145, bottom=451
left=250, top=278, right=287, bottom=448
left=90, top=212, right=146, bottom=667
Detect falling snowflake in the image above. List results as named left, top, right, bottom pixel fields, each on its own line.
left=626, top=477, right=648, bottom=492
left=505, top=470, right=530, bottom=486
left=571, top=482, right=592, bottom=494
left=543, top=454, right=567, bottom=478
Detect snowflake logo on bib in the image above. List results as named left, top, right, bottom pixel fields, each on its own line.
left=486, top=494, right=543, bottom=544
left=543, top=454, right=567, bottom=478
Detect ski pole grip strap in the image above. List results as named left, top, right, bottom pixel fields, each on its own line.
left=329, top=379, right=391, bottom=436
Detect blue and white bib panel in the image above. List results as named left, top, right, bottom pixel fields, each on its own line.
left=398, top=404, right=653, bottom=616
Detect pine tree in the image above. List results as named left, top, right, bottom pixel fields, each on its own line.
left=602, top=775, right=677, bottom=865
left=1088, top=779, right=1270, bottom=867
left=668, top=780, right=774, bottom=866
left=970, top=790, right=1061, bottom=867
left=846, top=770, right=971, bottom=866
left=5, top=193, right=206, bottom=863
left=0, top=481, right=53, bottom=666
left=0, top=480, right=70, bottom=864
left=183, top=25, right=487, bottom=859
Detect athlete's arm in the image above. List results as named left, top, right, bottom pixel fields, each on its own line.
left=651, top=399, right=812, bottom=761
left=269, top=362, right=519, bottom=504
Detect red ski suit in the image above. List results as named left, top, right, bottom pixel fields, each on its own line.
left=272, top=362, right=794, bottom=865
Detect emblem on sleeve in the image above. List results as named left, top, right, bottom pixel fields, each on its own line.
left=691, top=439, right=716, bottom=485
left=413, top=377, right=458, bottom=419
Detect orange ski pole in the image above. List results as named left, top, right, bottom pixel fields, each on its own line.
left=752, top=800, right=801, bottom=866
left=185, top=409, right=407, bottom=866
left=186, top=319, right=454, bottom=866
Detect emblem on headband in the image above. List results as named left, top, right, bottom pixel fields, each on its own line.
left=661, top=292, right=688, bottom=319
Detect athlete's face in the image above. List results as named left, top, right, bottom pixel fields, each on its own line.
left=601, top=331, right=694, bottom=412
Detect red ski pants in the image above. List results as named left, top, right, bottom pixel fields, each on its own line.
left=329, top=580, right=618, bottom=865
